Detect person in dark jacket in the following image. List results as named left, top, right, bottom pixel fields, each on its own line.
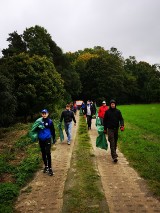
left=34, top=109, right=55, bottom=176
left=60, top=104, right=76, bottom=145
left=81, top=101, right=86, bottom=114
left=103, top=100, right=124, bottom=163
left=84, top=100, right=94, bottom=130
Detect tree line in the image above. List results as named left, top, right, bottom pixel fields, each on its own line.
left=0, top=25, right=160, bottom=127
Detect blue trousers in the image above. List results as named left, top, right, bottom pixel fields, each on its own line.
left=64, top=122, right=72, bottom=142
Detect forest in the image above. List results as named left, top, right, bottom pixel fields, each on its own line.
left=0, top=25, right=160, bottom=127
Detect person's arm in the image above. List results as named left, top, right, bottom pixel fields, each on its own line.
left=119, top=111, right=124, bottom=126
left=72, top=111, right=76, bottom=124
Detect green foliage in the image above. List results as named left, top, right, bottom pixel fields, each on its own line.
left=0, top=156, right=15, bottom=175
left=1, top=53, right=65, bottom=118
left=0, top=183, right=19, bottom=202
left=23, top=25, right=64, bottom=67
left=0, top=69, right=17, bottom=127
left=14, top=145, right=41, bottom=186
left=14, top=135, right=33, bottom=149
left=124, top=58, right=160, bottom=103
left=74, top=48, right=125, bottom=103
left=0, top=124, right=42, bottom=212
left=0, top=183, right=19, bottom=213
left=2, top=31, right=26, bottom=57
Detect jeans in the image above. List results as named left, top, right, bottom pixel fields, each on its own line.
left=64, top=122, right=72, bottom=142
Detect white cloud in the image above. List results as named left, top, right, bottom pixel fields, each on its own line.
left=0, top=0, right=160, bottom=64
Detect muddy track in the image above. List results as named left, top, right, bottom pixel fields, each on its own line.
left=15, top=115, right=160, bottom=213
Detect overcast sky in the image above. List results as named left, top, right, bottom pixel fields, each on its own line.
left=0, top=0, right=160, bottom=65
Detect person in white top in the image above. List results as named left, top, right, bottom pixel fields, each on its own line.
left=84, top=100, right=94, bottom=130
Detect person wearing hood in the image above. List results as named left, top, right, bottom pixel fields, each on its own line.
left=103, top=99, right=124, bottom=163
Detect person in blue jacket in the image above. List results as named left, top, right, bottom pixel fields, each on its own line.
left=35, top=109, right=55, bottom=176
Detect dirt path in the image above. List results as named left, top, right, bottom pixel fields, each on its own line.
left=89, top=118, right=160, bottom=213
left=15, top=115, right=79, bottom=213
left=15, top=115, right=160, bottom=213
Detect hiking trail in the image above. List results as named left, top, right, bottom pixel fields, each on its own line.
left=15, top=114, right=160, bottom=213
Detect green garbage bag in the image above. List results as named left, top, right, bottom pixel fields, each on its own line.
left=96, top=125, right=108, bottom=150
left=58, top=122, right=64, bottom=142
left=29, top=117, right=44, bottom=142
left=95, top=116, right=101, bottom=126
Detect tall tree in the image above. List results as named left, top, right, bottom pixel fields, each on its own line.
left=0, top=58, right=17, bottom=126
left=2, top=31, right=26, bottom=57
left=2, top=53, right=65, bottom=119
left=23, top=25, right=64, bottom=68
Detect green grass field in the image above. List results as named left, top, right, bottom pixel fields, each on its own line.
left=118, top=104, right=160, bottom=197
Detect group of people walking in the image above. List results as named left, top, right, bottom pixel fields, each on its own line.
left=30, top=99, right=124, bottom=176
left=30, top=103, right=76, bottom=176
left=79, top=99, right=124, bottom=163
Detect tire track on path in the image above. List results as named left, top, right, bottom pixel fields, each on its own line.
left=15, top=114, right=79, bottom=213
left=89, top=118, right=160, bottom=213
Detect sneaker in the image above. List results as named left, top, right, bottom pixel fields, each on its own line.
left=113, top=158, right=118, bottom=163
left=48, top=168, right=54, bottom=176
left=43, top=166, right=49, bottom=173
left=67, top=141, right=70, bottom=145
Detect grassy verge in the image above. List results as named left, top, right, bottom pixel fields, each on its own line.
left=0, top=117, right=61, bottom=213
left=62, top=116, right=109, bottom=213
left=118, top=104, right=160, bottom=198
left=0, top=123, right=42, bottom=213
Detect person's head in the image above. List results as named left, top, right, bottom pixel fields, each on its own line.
left=87, top=100, right=90, bottom=105
left=41, top=109, right=49, bottom=118
left=102, top=101, right=106, bottom=105
left=66, top=104, right=70, bottom=110
left=109, top=99, right=116, bottom=109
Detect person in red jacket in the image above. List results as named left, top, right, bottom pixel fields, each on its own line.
left=98, top=101, right=108, bottom=125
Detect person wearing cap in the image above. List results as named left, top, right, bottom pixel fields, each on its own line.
left=84, top=100, right=94, bottom=130
left=60, top=104, right=76, bottom=145
left=103, top=100, right=124, bottom=163
left=98, top=101, right=109, bottom=125
left=32, top=109, right=55, bottom=176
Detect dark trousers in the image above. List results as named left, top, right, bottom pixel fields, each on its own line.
left=108, top=128, right=118, bottom=159
left=39, top=138, right=52, bottom=168
left=87, top=115, right=92, bottom=129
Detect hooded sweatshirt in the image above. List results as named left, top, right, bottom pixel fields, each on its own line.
left=103, top=100, right=124, bottom=129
